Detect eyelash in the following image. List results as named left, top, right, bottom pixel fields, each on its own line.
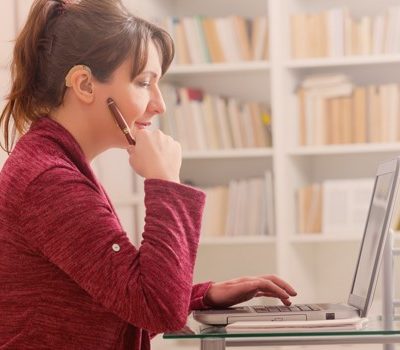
left=138, top=81, right=151, bottom=88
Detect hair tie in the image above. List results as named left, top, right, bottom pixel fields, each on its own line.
left=55, top=0, right=66, bottom=16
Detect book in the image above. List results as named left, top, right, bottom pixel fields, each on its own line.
left=225, top=318, right=368, bottom=332
left=322, top=178, right=374, bottom=236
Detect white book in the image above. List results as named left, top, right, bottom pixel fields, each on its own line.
left=385, top=84, right=399, bottom=143
left=159, top=84, right=178, bottom=139
left=301, top=74, right=350, bottom=89
left=359, top=16, right=371, bottom=55
left=214, top=96, right=233, bottom=149
left=303, top=82, right=353, bottom=145
left=236, top=180, right=249, bottom=236
left=225, top=180, right=238, bottom=236
left=265, top=171, right=275, bottom=236
left=201, top=94, right=220, bottom=150
left=372, top=15, right=385, bottom=55
left=181, top=17, right=204, bottom=64
left=200, top=188, right=212, bottom=236
left=322, top=178, right=374, bottom=235
left=384, top=7, right=400, bottom=54
left=252, top=16, right=268, bottom=61
left=190, top=100, right=207, bottom=151
left=379, top=85, right=390, bottom=142
left=247, top=178, right=261, bottom=236
left=178, top=88, right=198, bottom=150
left=227, top=98, right=243, bottom=148
left=174, top=104, right=189, bottom=151
left=327, top=8, right=345, bottom=57
left=241, top=103, right=256, bottom=148
left=215, top=17, right=242, bottom=62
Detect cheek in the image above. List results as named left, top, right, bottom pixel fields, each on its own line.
left=123, top=90, right=149, bottom=121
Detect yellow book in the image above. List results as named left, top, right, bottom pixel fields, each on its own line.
left=352, top=87, right=367, bottom=143
left=341, top=97, right=353, bottom=144
left=202, top=18, right=225, bottom=63
left=174, top=20, right=191, bottom=64
left=232, top=16, right=252, bottom=61
left=297, top=89, right=307, bottom=146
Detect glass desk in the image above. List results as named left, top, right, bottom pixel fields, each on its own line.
left=164, top=319, right=400, bottom=350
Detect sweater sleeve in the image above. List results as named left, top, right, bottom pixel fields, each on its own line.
left=18, top=168, right=206, bottom=334
left=190, top=282, right=213, bottom=311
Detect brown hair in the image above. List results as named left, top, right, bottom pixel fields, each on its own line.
left=0, top=0, right=174, bottom=154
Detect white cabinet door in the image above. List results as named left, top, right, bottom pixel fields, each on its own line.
left=0, top=1, right=16, bottom=68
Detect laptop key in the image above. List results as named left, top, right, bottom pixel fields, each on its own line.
left=298, top=305, right=312, bottom=311
left=289, top=306, right=301, bottom=311
left=266, top=307, right=280, bottom=312
left=309, top=305, right=321, bottom=311
left=277, top=306, right=291, bottom=312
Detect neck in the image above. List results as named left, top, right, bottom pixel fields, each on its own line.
left=50, top=106, right=107, bottom=162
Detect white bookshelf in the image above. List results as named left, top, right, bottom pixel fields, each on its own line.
left=3, top=1, right=400, bottom=349
left=183, top=148, right=273, bottom=159
left=200, top=235, right=275, bottom=245
left=289, top=143, right=400, bottom=156
left=287, top=54, right=400, bottom=69
left=168, top=61, right=270, bottom=75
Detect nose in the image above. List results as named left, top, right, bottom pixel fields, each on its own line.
left=149, top=86, right=166, bottom=115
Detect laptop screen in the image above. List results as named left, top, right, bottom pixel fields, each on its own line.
left=349, top=167, right=397, bottom=315
left=351, top=172, right=393, bottom=298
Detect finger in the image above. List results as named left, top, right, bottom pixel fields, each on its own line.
left=281, top=298, right=292, bottom=306
left=260, top=275, right=297, bottom=296
left=257, top=279, right=291, bottom=300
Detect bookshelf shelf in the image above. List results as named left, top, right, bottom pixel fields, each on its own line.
left=200, top=235, right=275, bottom=245
left=290, top=234, right=362, bottom=243
left=167, top=61, right=270, bottom=75
left=289, top=143, right=400, bottom=156
left=286, top=55, right=400, bottom=69
left=183, top=148, right=273, bottom=159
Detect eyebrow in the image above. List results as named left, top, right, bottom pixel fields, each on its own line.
left=140, top=70, right=161, bottom=79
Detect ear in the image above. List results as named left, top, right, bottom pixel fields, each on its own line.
left=65, top=66, right=95, bottom=104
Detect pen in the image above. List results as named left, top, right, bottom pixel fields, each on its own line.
left=107, top=97, right=136, bottom=145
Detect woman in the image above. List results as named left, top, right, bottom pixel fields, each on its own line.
left=0, top=0, right=296, bottom=349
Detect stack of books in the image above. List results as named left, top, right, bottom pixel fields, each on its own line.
left=201, top=172, right=274, bottom=237
left=297, top=74, right=400, bottom=146
left=157, top=15, right=269, bottom=64
left=291, top=6, right=400, bottom=58
left=160, top=85, right=272, bottom=151
left=297, top=178, right=400, bottom=235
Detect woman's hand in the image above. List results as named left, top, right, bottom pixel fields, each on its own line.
left=127, top=129, right=182, bottom=183
left=204, top=275, right=297, bottom=309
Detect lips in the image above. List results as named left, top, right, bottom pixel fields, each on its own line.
left=134, top=121, right=151, bottom=130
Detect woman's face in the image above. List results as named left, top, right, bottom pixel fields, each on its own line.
left=93, top=40, right=166, bottom=148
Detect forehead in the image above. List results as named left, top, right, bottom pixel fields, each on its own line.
left=143, top=41, right=162, bottom=75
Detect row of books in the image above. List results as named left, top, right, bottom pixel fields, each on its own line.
left=201, top=172, right=274, bottom=237
left=160, top=85, right=272, bottom=151
left=291, top=7, right=400, bottom=58
left=297, top=74, right=400, bottom=146
left=298, top=178, right=400, bottom=235
left=158, top=16, right=269, bottom=65
left=298, top=179, right=372, bottom=235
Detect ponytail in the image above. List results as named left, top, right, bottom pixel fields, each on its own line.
left=0, top=0, right=174, bottom=154
left=1, top=0, right=64, bottom=154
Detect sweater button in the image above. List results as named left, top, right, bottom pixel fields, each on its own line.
left=112, top=243, right=120, bottom=252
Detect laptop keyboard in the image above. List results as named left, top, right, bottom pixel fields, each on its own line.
left=252, top=304, right=322, bottom=313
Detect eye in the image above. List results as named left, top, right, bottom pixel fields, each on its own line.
left=138, top=81, right=151, bottom=88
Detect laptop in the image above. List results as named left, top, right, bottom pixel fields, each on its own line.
left=194, top=157, right=400, bottom=325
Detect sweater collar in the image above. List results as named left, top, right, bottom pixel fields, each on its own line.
left=30, top=116, right=97, bottom=184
